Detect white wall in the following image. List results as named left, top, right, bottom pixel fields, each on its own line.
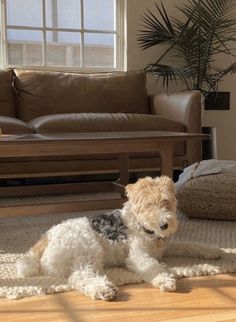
left=126, top=0, right=236, bottom=160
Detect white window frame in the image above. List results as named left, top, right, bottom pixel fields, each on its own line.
left=0, top=0, right=127, bottom=72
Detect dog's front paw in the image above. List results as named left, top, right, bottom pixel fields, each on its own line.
left=94, top=282, right=119, bottom=301
left=152, top=272, right=176, bottom=292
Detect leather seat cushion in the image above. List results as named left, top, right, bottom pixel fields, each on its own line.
left=13, top=69, right=149, bottom=121
left=29, top=112, right=186, bottom=156
left=0, top=69, right=15, bottom=117
left=0, top=116, right=35, bottom=134
left=29, top=112, right=186, bottom=133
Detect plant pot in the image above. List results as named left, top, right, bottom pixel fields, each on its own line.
left=204, top=92, right=230, bottom=110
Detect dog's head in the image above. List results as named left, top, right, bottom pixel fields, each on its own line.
left=125, top=176, right=178, bottom=239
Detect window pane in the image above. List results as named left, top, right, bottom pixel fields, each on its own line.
left=7, top=30, right=43, bottom=66
left=84, top=0, right=115, bottom=31
left=6, top=0, right=42, bottom=27
left=4, top=0, right=120, bottom=70
left=46, top=31, right=81, bottom=67
left=46, top=0, right=81, bottom=29
left=84, top=33, right=114, bottom=67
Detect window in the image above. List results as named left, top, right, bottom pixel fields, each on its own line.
left=0, top=0, right=126, bottom=71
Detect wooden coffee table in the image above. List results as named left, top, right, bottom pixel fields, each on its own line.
left=0, top=131, right=209, bottom=217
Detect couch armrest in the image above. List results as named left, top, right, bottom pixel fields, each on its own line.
left=150, top=90, right=201, bottom=132
left=150, top=90, right=202, bottom=166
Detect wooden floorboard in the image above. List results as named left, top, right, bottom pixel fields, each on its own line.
left=0, top=273, right=235, bottom=322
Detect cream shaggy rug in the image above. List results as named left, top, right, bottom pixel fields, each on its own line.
left=0, top=211, right=236, bottom=299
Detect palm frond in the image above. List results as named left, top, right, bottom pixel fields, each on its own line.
left=207, top=62, right=236, bottom=84
left=145, top=63, right=192, bottom=90
left=138, top=2, right=177, bottom=49
left=138, top=0, right=236, bottom=95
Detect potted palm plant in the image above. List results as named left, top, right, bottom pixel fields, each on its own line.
left=138, top=0, right=236, bottom=108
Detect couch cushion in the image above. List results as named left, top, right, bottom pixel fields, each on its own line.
left=0, top=69, right=15, bottom=117
left=176, top=173, right=236, bottom=221
left=13, top=69, right=149, bottom=122
left=30, top=112, right=186, bottom=156
left=29, top=112, right=186, bottom=133
left=0, top=116, right=35, bottom=134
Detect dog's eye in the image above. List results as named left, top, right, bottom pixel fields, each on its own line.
left=162, top=199, right=169, bottom=207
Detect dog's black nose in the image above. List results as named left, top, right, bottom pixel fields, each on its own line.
left=160, top=223, right=168, bottom=230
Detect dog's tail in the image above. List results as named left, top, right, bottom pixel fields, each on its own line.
left=16, top=234, right=48, bottom=277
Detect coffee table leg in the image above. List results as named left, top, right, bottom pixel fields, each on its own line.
left=159, top=142, right=173, bottom=178
left=117, top=153, right=129, bottom=197
left=118, top=153, right=129, bottom=185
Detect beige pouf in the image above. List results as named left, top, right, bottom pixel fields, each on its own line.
left=176, top=173, right=236, bottom=221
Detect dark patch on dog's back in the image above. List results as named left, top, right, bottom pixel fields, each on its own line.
left=89, top=210, right=128, bottom=242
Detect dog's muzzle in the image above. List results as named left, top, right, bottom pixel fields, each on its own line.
left=142, top=226, right=167, bottom=242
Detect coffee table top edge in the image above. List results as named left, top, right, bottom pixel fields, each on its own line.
left=0, top=131, right=209, bottom=142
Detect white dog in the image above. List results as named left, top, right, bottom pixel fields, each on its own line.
left=16, top=176, right=222, bottom=300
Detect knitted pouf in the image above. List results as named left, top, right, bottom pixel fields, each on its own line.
left=176, top=173, right=236, bottom=220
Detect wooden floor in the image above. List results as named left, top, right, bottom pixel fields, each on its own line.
left=0, top=274, right=236, bottom=322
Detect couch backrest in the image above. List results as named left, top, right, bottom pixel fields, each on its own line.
left=0, top=69, right=16, bottom=117
left=13, top=69, right=149, bottom=122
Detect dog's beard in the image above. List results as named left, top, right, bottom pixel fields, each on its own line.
left=122, top=202, right=178, bottom=240
left=137, top=211, right=178, bottom=240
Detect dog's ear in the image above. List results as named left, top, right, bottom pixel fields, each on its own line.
left=158, top=176, right=175, bottom=191
left=125, top=183, right=134, bottom=198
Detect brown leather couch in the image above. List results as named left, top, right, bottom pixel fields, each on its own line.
left=0, top=68, right=201, bottom=179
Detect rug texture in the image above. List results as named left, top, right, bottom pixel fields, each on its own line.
left=0, top=211, right=236, bottom=299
